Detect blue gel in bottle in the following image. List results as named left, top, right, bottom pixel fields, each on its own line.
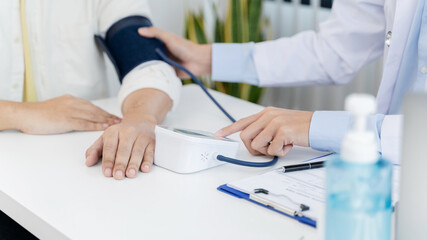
left=325, top=156, right=392, bottom=240
left=325, top=94, right=393, bottom=240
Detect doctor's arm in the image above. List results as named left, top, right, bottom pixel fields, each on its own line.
left=216, top=109, right=402, bottom=164
left=139, top=0, right=386, bottom=87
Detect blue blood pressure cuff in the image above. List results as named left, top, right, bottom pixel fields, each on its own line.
left=95, top=15, right=167, bottom=82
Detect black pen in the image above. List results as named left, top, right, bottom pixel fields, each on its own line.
left=279, top=161, right=325, bottom=173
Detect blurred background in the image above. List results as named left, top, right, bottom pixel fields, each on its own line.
left=111, top=0, right=383, bottom=112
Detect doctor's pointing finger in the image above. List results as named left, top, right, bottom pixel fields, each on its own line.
left=216, top=107, right=313, bottom=157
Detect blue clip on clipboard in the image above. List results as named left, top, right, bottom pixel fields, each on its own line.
left=217, top=184, right=317, bottom=228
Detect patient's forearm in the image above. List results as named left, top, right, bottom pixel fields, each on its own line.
left=0, top=97, right=119, bottom=134
left=0, top=100, right=21, bottom=131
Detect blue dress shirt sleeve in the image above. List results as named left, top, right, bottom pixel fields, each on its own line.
left=211, top=43, right=259, bottom=85
left=309, top=111, right=385, bottom=153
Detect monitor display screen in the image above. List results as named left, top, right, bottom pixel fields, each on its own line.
left=172, top=128, right=236, bottom=142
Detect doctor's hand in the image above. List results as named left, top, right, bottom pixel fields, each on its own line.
left=215, top=107, right=314, bottom=157
left=17, top=95, right=120, bottom=134
left=138, top=27, right=212, bottom=78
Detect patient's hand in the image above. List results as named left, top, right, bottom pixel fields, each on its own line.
left=138, top=27, right=212, bottom=78
left=85, top=89, right=172, bottom=180
left=17, top=95, right=120, bottom=134
left=215, top=107, right=314, bottom=157
left=85, top=114, right=156, bottom=180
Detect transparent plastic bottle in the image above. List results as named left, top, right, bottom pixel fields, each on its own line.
left=325, top=94, right=393, bottom=240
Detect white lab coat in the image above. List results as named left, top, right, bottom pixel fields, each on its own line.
left=0, top=0, right=181, bottom=108
left=252, top=0, right=423, bottom=163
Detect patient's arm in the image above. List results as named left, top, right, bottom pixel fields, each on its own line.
left=0, top=100, right=19, bottom=131
left=85, top=88, right=171, bottom=180
left=0, top=95, right=119, bottom=134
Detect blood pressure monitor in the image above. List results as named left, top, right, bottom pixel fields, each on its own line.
left=154, top=126, right=240, bottom=173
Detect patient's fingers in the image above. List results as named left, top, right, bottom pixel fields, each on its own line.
left=126, top=136, right=147, bottom=178
left=85, top=136, right=103, bottom=166
left=101, top=128, right=119, bottom=177
left=74, top=98, right=120, bottom=123
left=141, top=143, right=155, bottom=173
left=72, top=119, right=107, bottom=132
left=112, top=128, right=138, bottom=180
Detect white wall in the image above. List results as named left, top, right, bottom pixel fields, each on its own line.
left=259, top=0, right=383, bottom=111
left=147, top=0, right=205, bottom=37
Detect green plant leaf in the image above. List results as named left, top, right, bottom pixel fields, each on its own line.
left=213, top=4, right=225, bottom=43
left=194, top=12, right=208, bottom=44
left=248, top=0, right=262, bottom=42
left=185, top=0, right=266, bottom=103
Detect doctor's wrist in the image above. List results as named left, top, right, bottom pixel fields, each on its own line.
left=197, top=44, right=212, bottom=75
left=181, top=43, right=212, bottom=77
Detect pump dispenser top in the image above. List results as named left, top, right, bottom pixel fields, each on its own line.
left=341, top=94, right=378, bottom=164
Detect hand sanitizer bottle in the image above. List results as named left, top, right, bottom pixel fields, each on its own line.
left=325, top=94, right=393, bottom=240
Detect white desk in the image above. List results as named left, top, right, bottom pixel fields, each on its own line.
left=0, top=85, right=327, bottom=240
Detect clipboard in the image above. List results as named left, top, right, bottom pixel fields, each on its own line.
left=217, top=184, right=317, bottom=228
left=217, top=154, right=335, bottom=228
left=218, top=153, right=401, bottom=229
